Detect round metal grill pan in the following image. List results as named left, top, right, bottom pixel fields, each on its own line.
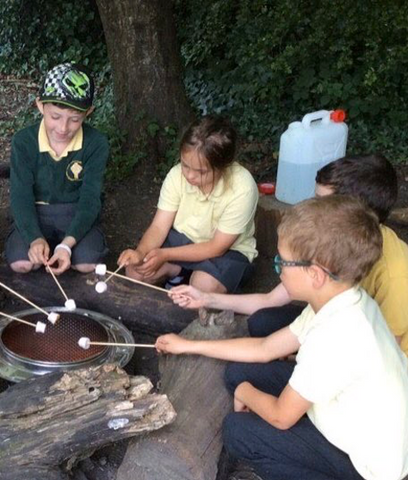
left=1, top=312, right=109, bottom=363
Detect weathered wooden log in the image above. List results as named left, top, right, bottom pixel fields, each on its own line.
left=0, top=364, right=176, bottom=480
left=117, top=311, right=248, bottom=480
left=0, top=265, right=195, bottom=335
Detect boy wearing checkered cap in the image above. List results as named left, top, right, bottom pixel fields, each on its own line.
left=5, top=63, right=109, bottom=275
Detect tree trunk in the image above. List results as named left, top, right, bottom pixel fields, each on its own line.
left=0, top=364, right=176, bottom=480
left=95, top=0, right=194, bottom=157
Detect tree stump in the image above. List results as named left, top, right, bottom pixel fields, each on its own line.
left=0, top=364, right=176, bottom=480
left=0, top=266, right=195, bottom=335
left=117, top=312, right=248, bottom=480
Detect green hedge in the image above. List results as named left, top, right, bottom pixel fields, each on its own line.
left=0, top=0, right=106, bottom=75
left=1, top=0, right=408, bottom=165
left=176, top=0, right=408, bottom=162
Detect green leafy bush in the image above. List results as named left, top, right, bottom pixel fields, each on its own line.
left=0, top=0, right=107, bottom=76
left=176, top=0, right=408, bottom=162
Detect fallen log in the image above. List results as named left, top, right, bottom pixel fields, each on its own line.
left=117, top=311, right=248, bottom=480
left=0, top=265, right=195, bottom=335
left=0, top=364, right=176, bottom=480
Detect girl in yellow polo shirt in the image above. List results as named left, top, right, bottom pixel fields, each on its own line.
left=118, top=116, right=259, bottom=293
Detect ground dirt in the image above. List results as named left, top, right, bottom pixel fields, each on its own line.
left=1, top=76, right=408, bottom=479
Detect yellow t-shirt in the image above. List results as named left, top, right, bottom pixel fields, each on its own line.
left=360, top=225, right=408, bottom=357
left=157, top=162, right=259, bottom=261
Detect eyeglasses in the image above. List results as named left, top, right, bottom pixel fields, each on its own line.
left=273, top=254, right=339, bottom=281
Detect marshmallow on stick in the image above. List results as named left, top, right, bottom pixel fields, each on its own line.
left=65, top=299, right=77, bottom=311
left=0, top=310, right=46, bottom=333
left=0, top=280, right=59, bottom=324
left=78, top=337, right=156, bottom=350
left=95, top=264, right=107, bottom=276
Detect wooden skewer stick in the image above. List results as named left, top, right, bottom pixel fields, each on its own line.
left=0, top=310, right=37, bottom=328
left=78, top=336, right=156, bottom=350
left=0, top=281, right=50, bottom=316
left=46, top=267, right=69, bottom=301
left=105, top=270, right=168, bottom=293
left=105, top=264, right=124, bottom=284
left=90, top=341, right=155, bottom=348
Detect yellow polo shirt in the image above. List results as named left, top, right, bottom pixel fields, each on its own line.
left=157, top=162, right=258, bottom=261
left=360, top=225, right=408, bottom=357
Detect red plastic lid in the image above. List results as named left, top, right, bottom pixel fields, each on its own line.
left=258, top=182, right=276, bottom=195
left=330, top=110, right=346, bottom=122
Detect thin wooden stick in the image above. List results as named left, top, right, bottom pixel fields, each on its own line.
left=46, top=267, right=69, bottom=301
left=0, top=310, right=37, bottom=328
left=0, top=281, right=50, bottom=316
left=89, top=341, right=156, bottom=348
left=106, top=270, right=168, bottom=293
left=105, top=264, right=124, bottom=284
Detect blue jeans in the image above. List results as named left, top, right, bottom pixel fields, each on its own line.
left=223, top=361, right=365, bottom=480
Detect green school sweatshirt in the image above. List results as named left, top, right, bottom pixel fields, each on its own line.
left=10, top=122, right=109, bottom=245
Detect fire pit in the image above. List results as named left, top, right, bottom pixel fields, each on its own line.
left=0, top=307, right=134, bottom=382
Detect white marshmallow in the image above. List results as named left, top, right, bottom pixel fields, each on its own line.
left=65, top=299, right=77, bottom=311
left=95, top=264, right=107, bottom=275
left=78, top=337, right=91, bottom=349
left=95, top=281, right=108, bottom=294
left=47, top=312, right=60, bottom=324
left=35, top=321, right=46, bottom=333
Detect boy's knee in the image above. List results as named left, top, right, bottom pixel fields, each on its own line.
left=72, top=263, right=96, bottom=274
left=9, top=260, right=36, bottom=273
left=190, top=271, right=227, bottom=293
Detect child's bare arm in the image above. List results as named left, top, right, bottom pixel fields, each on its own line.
left=157, top=228, right=239, bottom=264
left=234, top=382, right=311, bottom=430
left=155, top=326, right=299, bottom=363
left=118, top=209, right=176, bottom=267
left=170, top=282, right=292, bottom=314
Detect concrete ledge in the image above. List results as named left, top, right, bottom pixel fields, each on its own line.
left=255, top=195, right=292, bottom=258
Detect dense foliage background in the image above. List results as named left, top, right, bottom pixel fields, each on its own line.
left=1, top=0, right=408, bottom=174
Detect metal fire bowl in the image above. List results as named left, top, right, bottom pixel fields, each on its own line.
left=0, top=307, right=135, bottom=383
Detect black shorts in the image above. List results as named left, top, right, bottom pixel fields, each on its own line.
left=162, top=228, right=255, bottom=293
left=5, top=204, right=108, bottom=265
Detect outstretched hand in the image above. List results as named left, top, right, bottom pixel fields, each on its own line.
left=168, top=285, right=208, bottom=310
left=155, top=333, right=191, bottom=355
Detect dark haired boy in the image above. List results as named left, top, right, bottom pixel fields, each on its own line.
left=5, top=62, right=109, bottom=275
left=158, top=195, right=408, bottom=480
left=170, top=154, right=408, bottom=357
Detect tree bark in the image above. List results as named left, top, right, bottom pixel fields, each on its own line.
left=95, top=0, right=194, bottom=157
left=0, top=266, right=195, bottom=335
left=117, top=312, right=248, bottom=480
left=0, top=364, right=176, bottom=480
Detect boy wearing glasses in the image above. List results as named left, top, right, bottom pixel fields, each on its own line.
left=170, top=154, right=408, bottom=356
left=156, top=195, right=408, bottom=480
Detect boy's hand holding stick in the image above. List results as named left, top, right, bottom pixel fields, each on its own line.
left=168, top=285, right=208, bottom=309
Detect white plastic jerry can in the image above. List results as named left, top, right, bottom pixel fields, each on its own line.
left=275, top=110, right=348, bottom=204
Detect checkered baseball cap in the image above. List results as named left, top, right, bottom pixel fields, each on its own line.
left=39, top=63, right=94, bottom=112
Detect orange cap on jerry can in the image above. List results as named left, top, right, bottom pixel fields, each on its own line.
left=330, top=110, right=346, bottom=122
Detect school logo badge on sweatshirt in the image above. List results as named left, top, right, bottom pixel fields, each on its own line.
left=66, top=160, right=84, bottom=181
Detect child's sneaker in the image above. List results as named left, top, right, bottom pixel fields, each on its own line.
left=164, top=275, right=185, bottom=290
